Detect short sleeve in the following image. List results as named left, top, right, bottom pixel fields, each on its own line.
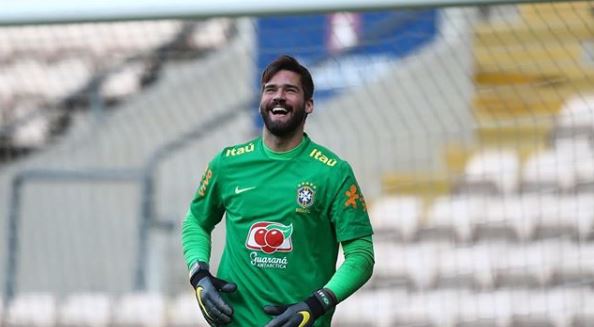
left=329, top=162, right=373, bottom=242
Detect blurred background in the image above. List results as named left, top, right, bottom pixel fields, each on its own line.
left=1, top=0, right=594, bottom=326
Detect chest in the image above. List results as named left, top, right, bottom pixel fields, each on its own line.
left=221, top=160, right=331, bottom=220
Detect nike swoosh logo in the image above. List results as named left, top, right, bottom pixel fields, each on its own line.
left=235, top=186, right=256, bottom=194
left=297, top=311, right=311, bottom=327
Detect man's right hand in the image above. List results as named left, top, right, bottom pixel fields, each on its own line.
left=189, top=262, right=237, bottom=326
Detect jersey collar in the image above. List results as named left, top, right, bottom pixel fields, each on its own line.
left=261, top=134, right=311, bottom=160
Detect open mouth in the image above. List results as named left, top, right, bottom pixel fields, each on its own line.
left=271, top=106, right=289, bottom=115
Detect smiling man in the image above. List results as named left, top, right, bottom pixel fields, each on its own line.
left=181, top=55, right=375, bottom=327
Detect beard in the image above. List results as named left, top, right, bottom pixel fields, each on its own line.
left=260, top=102, right=307, bottom=137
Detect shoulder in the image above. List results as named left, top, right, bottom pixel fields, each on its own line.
left=215, top=138, right=260, bottom=162
left=305, top=138, right=351, bottom=172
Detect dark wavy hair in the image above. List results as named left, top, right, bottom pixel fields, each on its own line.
left=260, top=55, right=314, bottom=101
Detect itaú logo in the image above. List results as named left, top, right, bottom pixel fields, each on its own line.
left=245, top=222, right=293, bottom=254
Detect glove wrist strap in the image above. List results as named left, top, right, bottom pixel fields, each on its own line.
left=189, top=261, right=211, bottom=288
left=306, top=288, right=338, bottom=318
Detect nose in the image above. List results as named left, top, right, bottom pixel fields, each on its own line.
left=272, top=89, right=286, bottom=102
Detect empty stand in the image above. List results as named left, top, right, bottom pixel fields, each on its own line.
left=372, top=242, right=438, bottom=289
left=4, top=292, right=57, bottom=327
left=167, top=292, right=210, bottom=327
left=333, top=289, right=398, bottom=327
left=554, top=95, right=594, bottom=141
left=58, top=293, right=112, bottom=327
left=369, top=195, right=422, bottom=241
left=112, top=293, right=166, bottom=327
left=476, top=196, right=536, bottom=241
left=422, top=195, right=485, bottom=242
left=456, top=149, right=520, bottom=195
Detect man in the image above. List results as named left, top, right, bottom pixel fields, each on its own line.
left=182, top=55, right=374, bottom=327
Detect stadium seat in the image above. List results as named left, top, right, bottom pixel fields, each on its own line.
left=188, top=19, right=234, bottom=50
left=334, top=289, right=400, bottom=327
left=100, top=60, right=148, bottom=100
left=521, top=149, right=575, bottom=193
left=555, top=138, right=594, bottom=192
left=372, top=242, right=438, bottom=290
left=434, top=243, right=497, bottom=290
left=507, top=288, right=578, bottom=327
left=58, top=292, right=112, bottom=327
left=554, top=94, right=594, bottom=141
left=572, top=289, right=594, bottom=327
left=369, top=195, right=422, bottom=241
left=112, top=292, right=166, bottom=327
left=456, top=149, right=520, bottom=195
left=422, top=195, right=483, bottom=242
left=493, top=241, right=560, bottom=288
left=167, top=292, right=210, bottom=327
left=475, top=196, right=537, bottom=241
left=521, top=194, right=570, bottom=239
left=552, top=242, right=594, bottom=286
left=456, top=290, right=513, bottom=327
left=5, top=292, right=57, bottom=326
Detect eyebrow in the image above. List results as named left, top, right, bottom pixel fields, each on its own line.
left=263, top=83, right=300, bottom=89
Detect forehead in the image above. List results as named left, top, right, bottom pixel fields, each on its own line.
left=264, top=70, right=302, bottom=88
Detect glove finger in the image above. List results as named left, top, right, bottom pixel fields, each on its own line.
left=220, top=282, right=237, bottom=293
left=264, top=304, right=287, bottom=316
left=212, top=277, right=237, bottom=293
left=204, top=293, right=234, bottom=321
left=264, top=314, right=288, bottom=327
left=205, top=298, right=232, bottom=324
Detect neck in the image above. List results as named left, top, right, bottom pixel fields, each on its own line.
left=262, top=128, right=304, bottom=152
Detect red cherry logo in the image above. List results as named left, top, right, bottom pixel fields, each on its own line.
left=261, top=245, right=276, bottom=254
left=265, top=229, right=284, bottom=248
left=254, top=228, right=267, bottom=246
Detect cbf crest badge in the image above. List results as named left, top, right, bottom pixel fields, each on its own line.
left=296, top=182, right=316, bottom=213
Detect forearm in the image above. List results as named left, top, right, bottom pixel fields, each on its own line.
left=324, top=235, right=374, bottom=302
left=181, top=211, right=213, bottom=268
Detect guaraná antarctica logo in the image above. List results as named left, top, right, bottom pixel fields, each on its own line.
left=246, top=222, right=293, bottom=269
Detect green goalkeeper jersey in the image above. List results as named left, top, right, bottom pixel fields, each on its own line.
left=182, top=134, right=373, bottom=327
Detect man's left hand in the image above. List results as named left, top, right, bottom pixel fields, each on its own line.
left=263, top=288, right=337, bottom=327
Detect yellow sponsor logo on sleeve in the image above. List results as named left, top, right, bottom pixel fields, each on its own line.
left=309, top=148, right=337, bottom=167
left=226, top=143, right=255, bottom=157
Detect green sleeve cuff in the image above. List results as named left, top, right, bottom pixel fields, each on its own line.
left=324, top=235, right=374, bottom=302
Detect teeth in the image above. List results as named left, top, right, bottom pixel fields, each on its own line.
left=272, top=107, right=288, bottom=114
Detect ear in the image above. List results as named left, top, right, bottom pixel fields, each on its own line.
left=305, top=99, right=314, bottom=114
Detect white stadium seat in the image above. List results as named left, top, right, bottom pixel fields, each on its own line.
left=552, top=242, right=594, bottom=286
left=58, top=293, right=112, bottom=327
left=423, top=195, right=484, bottom=242
left=493, top=241, right=561, bottom=288
left=5, top=292, right=57, bottom=326
left=369, top=195, right=422, bottom=241
left=112, top=292, right=165, bottom=327
left=554, top=94, right=594, bottom=140
left=372, top=242, right=438, bottom=290
left=457, top=149, right=520, bottom=195
left=435, top=243, right=498, bottom=290
left=334, top=289, right=401, bottom=327
left=521, top=149, right=574, bottom=193
left=476, top=196, right=537, bottom=241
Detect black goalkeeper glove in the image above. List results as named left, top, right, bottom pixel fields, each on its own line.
left=263, top=288, right=337, bottom=327
left=189, top=261, right=237, bottom=326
